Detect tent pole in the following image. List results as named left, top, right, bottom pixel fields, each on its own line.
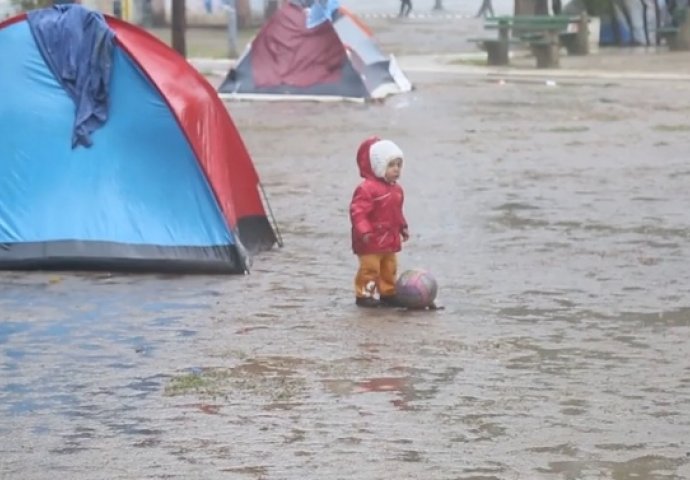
left=259, top=182, right=284, bottom=248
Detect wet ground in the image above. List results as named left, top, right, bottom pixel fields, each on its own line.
left=3, top=15, right=690, bottom=480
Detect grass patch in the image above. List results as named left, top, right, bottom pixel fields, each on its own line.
left=652, top=124, right=690, bottom=132
left=164, top=357, right=309, bottom=404
left=447, top=57, right=488, bottom=67
left=546, top=126, right=590, bottom=133
left=144, top=26, right=259, bottom=58
left=486, top=100, right=536, bottom=108
left=588, top=112, right=623, bottom=122
left=165, top=370, right=222, bottom=396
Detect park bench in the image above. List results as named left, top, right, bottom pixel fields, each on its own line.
left=469, top=14, right=589, bottom=68
left=657, top=8, right=690, bottom=50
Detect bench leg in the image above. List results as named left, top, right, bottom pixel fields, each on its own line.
left=561, top=32, right=589, bottom=55
left=671, top=24, right=690, bottom=50
left=571, top=31, right=589, bottom=55
left=531, top=43, right=560, bottom=68
left=486, top=42, right=509, bottom=66
left=572, top=16, right=590, bottom=55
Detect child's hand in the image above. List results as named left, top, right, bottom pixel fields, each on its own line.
left=401, top=228, right=409, bottom=242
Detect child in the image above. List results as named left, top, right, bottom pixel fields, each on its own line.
left=399, top=0, right=412, bottom=17
left=350, top=136, right=409, bottom=308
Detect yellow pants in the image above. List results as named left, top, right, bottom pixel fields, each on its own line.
left=354, top=253, right=398, bottom=298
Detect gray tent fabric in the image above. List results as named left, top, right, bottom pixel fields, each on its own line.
left=27, top=5, right=114, bottom=148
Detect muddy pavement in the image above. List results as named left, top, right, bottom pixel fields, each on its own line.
left=3, top=17, right=690, bottom=480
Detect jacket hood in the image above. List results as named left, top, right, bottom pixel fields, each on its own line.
left=356, top=136, right=380, bottom=179
left=356, top=137, right=404, bottom=180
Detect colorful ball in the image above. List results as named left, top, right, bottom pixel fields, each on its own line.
left=395, top=269, right=438, bottom=309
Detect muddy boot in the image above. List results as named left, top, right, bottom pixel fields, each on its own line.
left=356, top=297, right=381, bottom=308
left=379, top=295, right=403, bottom=308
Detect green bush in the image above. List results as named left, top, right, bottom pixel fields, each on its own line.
left=583, top=0, right=612, bottom=16
left=10, top=0, right=53, bottom=12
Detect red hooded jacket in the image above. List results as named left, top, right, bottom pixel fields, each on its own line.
left=350, top=136, right=408, bottom=255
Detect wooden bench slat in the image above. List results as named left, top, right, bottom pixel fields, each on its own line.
left=471, top=13, right=590, bottom=67
left=657, top=6, right=689, bottom=50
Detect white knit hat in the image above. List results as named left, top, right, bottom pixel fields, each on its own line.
left=369, top=140, right=404, bottom=178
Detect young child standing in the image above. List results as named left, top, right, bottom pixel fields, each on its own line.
left=350, top=136, right=409, bottom=308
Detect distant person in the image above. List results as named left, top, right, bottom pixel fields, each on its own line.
left=640, top=0, right=658, bottom=44
left=112, top=0, right=122, bottom=18
left=222, top=0, right=239, bottom=58
left=350, top=137, right=409, bottom=308
left=658, top=0, right=674, bottom=27
left=475, top=0, right=495, bottom=17
left=399, top=0, right=413, bottom=17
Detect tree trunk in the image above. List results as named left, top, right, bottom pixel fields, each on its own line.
left=227, top=0, right=238, bottom=58
left=236, top=0, right=251, bottom=28
left=514, top=0, right=549, bottom=14
left=514, top=0, right=535, bottom=14
left=171, top=0, right=186, bottom=58
left=265, top=0, right=278, bottom=19
left=535, top=0, right=549, bottom=14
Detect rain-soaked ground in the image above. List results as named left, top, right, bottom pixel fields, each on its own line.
left=3, top=16, right=690, bottom=480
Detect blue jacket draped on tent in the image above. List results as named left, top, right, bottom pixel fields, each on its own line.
left=27, top=5, right=114, bottom=148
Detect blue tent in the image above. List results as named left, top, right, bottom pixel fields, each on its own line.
left=0, top=8, right=277, bottom=273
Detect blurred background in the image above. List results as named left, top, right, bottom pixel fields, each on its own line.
left=0, top=0, right=515, bottom=28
